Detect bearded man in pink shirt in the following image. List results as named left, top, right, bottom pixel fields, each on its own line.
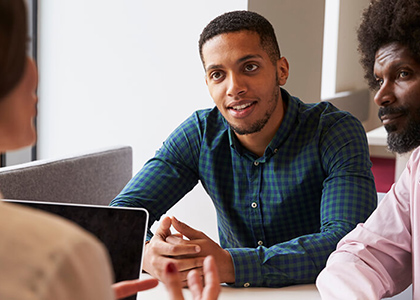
left=316, top=0, right=420, bottom=299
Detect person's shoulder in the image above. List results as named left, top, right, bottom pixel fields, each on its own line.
left=408, top=147, right=420, bottom=163
left=185, top=107, right=226, bottom=131
left=301, top=100, right=348, bottom=116
left=166, top=107, right=226, bottom=147
left=297, top=99, right=361, bottom=127
left=0, top=202, right=105, bottom=256
left=191, top=107, right=223, bottom=122
left=1, top=202, right=91, bottom=238
left=0, top=202, right=112, bottom=300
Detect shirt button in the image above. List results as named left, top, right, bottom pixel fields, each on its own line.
left=254, top=161, right=259, bottom=166
left=273, top=148, right=278, bottom=153
left=251, top=202, right=258, bottom=208
left=258, top=240, right=263, bottom=246
left=244, top=282, right=250, bottom=288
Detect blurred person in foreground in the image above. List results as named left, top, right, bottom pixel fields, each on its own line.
left=0, top=0, right=220, bottom=299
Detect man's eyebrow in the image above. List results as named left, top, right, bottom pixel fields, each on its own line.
left=205, top=64, right=223, bottom=72
left=205, top=54, right=263, bottom=72
left=391, top=60, right=414, bottom=69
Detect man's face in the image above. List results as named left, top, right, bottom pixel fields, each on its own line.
left=374, top=43, right=420, bottom=154
left=202, top=30, right=288, bottom=137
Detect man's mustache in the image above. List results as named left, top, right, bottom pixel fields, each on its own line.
left=378, top=106, right=409, bottom=120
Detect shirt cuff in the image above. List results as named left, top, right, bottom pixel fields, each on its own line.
left=226, top=247, right=263, bottom=287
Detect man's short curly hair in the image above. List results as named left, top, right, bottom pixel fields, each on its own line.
left=198, top=10, right=281, bottom=66
left=357, top=0, right=420, bottom=89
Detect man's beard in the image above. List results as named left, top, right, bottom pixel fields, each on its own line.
left=379, top=106, right=420, bottom=154
left=229, top=83, right=280, bottom=136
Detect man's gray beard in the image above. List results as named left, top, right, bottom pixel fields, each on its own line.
left=387, top=118, right=420, bottom=154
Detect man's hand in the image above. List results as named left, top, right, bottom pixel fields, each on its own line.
left=167, top=217, right=235, bottom=284
left=112, top=278, right=158, bottom=299
left=111, top=256, right=220, bottom=300
left=142, top=216, right=204, bottom=283
left=163, top=256, right=221, bottom=300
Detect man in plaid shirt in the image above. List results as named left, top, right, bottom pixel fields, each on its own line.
left=111, top=10, right=376, bottom=288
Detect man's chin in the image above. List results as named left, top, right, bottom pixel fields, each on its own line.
left=384, top=123, right=399, bottom=134
left=387, top=131, right=420, bottom=154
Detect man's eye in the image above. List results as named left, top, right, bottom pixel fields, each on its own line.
left=376, top=78, right=384, bottom=87
left=210, top=71, right=223, bottom=80
left=399, top=71, right=409, bottom=78
left=244, top=64, right=258, bottom=72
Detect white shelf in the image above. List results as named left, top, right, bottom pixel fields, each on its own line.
left=366, top=126, right=387, bottom=146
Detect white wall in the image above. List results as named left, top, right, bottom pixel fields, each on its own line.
left=37, top=0, right=248, bottom=241
left=249, top=0, right=325, bottom=103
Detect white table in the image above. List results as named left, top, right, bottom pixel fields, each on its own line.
left=138, top=274, right=321, bottom=300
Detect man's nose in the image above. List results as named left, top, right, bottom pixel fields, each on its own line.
left=374, top=80, right=396, bottom=107
left=226, top=74, right=246, bottom=98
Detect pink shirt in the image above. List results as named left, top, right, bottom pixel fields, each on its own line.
left=316, top=147, right=420, bottom=299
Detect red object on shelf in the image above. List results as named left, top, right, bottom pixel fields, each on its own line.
left=370, top=157, right=395, bottom=193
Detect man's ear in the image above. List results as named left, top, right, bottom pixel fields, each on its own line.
left=277, top=57, right=289, bottom=86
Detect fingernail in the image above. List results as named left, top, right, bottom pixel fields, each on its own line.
left=166, top=262, right=177, bottom=274
left=195, top=245, right=201, bottom=253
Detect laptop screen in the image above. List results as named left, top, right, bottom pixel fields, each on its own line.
left=4, top=199, right=148, bottom=295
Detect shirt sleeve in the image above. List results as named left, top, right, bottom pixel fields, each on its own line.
left=228, top=114, right=377, bottom=287
left=316, top=155, right=414, bottom=299
left=110, top=113, right=202, bottom=239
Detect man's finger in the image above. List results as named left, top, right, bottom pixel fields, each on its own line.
left=187, top=269, right=204, bottom=300
left=163, top=262, right=185, bottom=300
left=154, top=238, right=201, bottom=257
left=201, top=256, right=221, bottom=299
left=112, top=278, right=158, bottom=299
left=154, top=216, right=173, bottom=239
left=171, top=216, right=206, bottom=240
left=174, top=256, right=205, bottom=273
left=166, top=234, right=187, bottom=245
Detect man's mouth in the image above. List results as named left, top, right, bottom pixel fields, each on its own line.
left=378, top=106, right=408, bottom=125
left=381, top=113, right=404, bottom=125
left=229, top=102, right=255, bottom=111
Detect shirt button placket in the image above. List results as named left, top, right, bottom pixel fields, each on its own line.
left=251, top=159, right=263, bottom=258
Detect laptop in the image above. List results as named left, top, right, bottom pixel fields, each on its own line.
left=4, top=199, right=149, bottom=300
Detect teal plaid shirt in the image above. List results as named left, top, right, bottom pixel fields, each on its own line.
left=110, top=88, right=377, bottom=287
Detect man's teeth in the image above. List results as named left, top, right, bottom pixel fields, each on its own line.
left=232, top=103, right=252, bottom=110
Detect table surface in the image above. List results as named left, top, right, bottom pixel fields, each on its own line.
left=138, top=274, right=321, bottom=300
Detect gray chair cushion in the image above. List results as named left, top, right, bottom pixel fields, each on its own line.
left=0, top=146, right=132, bottom=206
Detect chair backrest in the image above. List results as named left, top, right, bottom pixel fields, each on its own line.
left=0, top=146, right=132, bottom=206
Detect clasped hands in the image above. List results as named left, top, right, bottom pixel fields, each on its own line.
left=143, top=216, right=235, bottom=286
